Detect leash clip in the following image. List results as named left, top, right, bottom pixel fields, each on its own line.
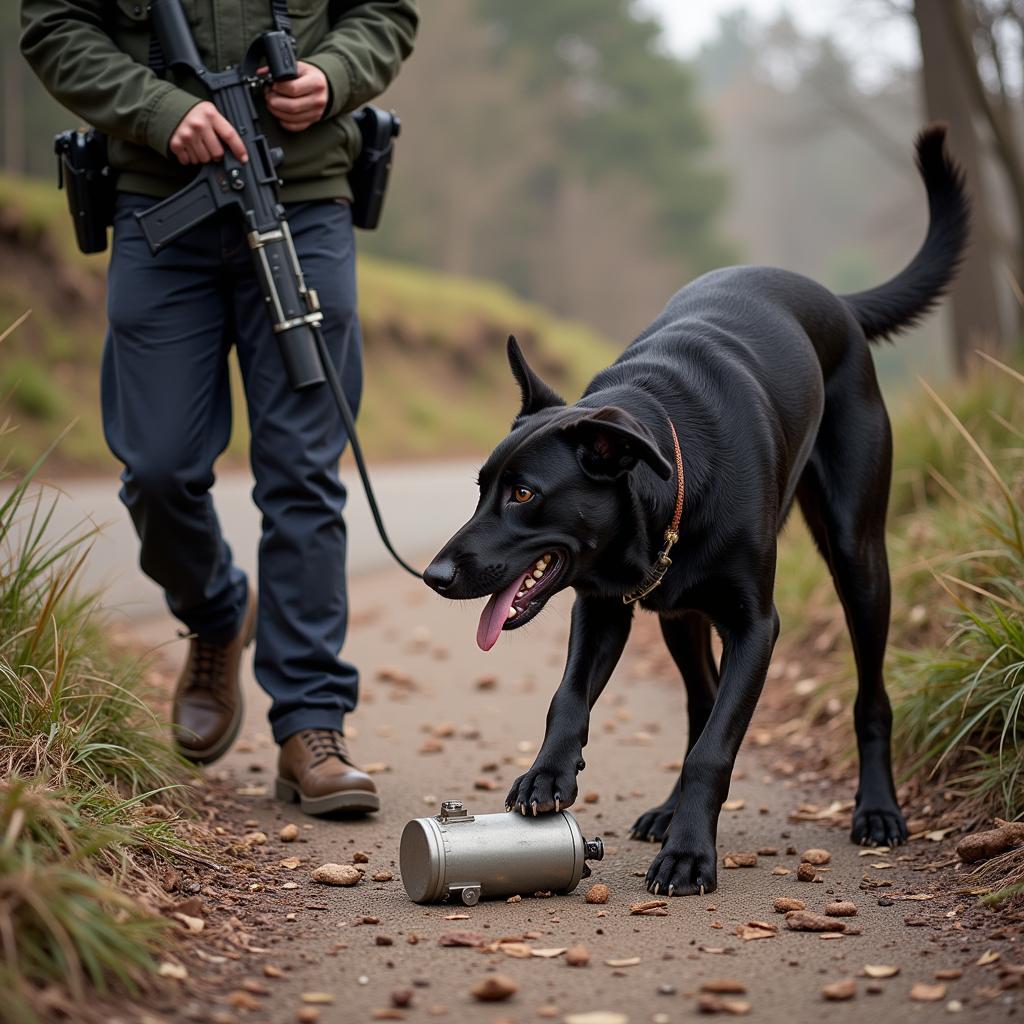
left=622, top=528, right=678, bottom=605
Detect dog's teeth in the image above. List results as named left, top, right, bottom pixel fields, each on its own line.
left=542, top=553, right=551, bottom=564
left=524, top=578, right=536, bottom=589
left=507, top=607, right=517, bottom=619
left=535, top=560, right=546, bottom=571
left=532, top=569, right=543, bottom=579
left=516, top=590, right=525, bottom=598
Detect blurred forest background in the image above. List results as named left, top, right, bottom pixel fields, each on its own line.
left=1, top=0, right=1023, bottom=464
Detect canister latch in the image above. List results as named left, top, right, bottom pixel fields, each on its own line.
left=437, top=800, right=474, bottom=823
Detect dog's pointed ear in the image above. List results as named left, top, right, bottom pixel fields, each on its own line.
left=564, top=406, right=673, bottom=481
left=508, top=335, right=565, bottom=418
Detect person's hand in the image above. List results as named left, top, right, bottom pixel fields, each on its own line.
left=169, top=101, right=248, bottom=165
left=265, top=62, right=329, bottom=132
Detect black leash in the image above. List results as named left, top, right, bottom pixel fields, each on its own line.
left=314, top=325, right=424, bottom=580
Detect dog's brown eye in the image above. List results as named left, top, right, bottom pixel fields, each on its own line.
left=512, top=486, right=534, bottom=504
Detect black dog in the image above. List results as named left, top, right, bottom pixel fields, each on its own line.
left=424, top=126, right=968, bottom=896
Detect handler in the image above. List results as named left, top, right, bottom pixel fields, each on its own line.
left=20, top=0, right=417, bottom=816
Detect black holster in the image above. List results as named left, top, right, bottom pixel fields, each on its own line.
left=54, top=128, right=117, bottom=254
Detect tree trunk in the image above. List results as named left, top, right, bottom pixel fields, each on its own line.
left=913, top=0, right=1004, bottom=376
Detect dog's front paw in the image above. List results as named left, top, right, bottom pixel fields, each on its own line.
left=631, top=804, right=675, bottom=843
left=505, top=762, right=579, bottom=815
left=645, top=837, right=717, bottom=896
left=851, top=797, right=907, bottom=848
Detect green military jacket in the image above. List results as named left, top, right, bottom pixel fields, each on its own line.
left=20, top=0, right=417, bottom=202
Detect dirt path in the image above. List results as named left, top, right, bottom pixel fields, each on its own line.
left=130, top=563, right=1018, bottom=1024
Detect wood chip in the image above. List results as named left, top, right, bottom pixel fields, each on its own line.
left=697, top=994, right=751, bottom=1015
left=723, top=852, right=758, bottom=868
left=630, top=899, right=669, bottom=915
left=822, top=979, right=856, bottom=1001
left=824, top=901, right=858, bottom=917
left=909, top=982, right=946, bottom=1002
left=438, top=931, right=485, bottom=947
left=735, top=921, right=778, bottom=941
left=471, top=975, right=517, bottom=1002
left=976, top=949, right=1000, bottom=966
left=605, top=957, right=641, bottom=967
left=700, top=979, right=747, bottom=994
left=773, top=897, right=806, bottom=913
left=532, top=948, right=568, bottom=958
left=785, top=910, right=846, bottom=933
left=585, top=884, right=610, bottom=904
left=301, top=993, right=336, bottom=1005
left=311, top=863, right=361, bottom=886
left=934, top=968, right=962, bottom=980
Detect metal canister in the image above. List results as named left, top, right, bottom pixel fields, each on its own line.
left=400, top=800, right=604, bottom=906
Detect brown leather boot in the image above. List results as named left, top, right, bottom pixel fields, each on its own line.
left=172, top=589, right=257, bottom=765
left=276, top=729, right=379, bottom=816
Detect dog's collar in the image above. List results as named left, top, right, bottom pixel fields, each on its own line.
left=622, top=420, right=685, bottom=605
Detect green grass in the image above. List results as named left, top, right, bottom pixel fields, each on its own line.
left=0, top=333, right=198, bottom=1019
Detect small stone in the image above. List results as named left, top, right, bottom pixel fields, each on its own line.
left=375, top=935, right=394, bottom=946
left=312, top=863, right=362, bottom=886
left=243, top=831, right=268, bottom=846
left=391, top=989, right=413, bottom=1008
left=824, top=901, right=858, bottom=917
left=822, top=979, right=856, bottom=1001
left=797, top=862, right=817, bottom=882
left=296, top=1010, right=319, bottom=1023
left=722, top=851, right=758, bottom=868
left=471, top=975, right=518, bottom=1002
left=353, top=851, right=370, bottom=864
left=697, top=994, right=751, bottom=1015
left=658, top=984, right=676, bottom=995
left=565, top=945, right=591, bottom=967
left=802, top=848, right=832, bottom=865
left=264, top=964, right=286, bottom=978
left=279, top=823, right=300, bottom=842
left=773, top=897, right=806, bottom=913
left=934, top=968, right=962, bottom=980
left=585, top=883, right=610, bottom=904
left=583, top=792, right=599, bottom=804
left=372, top=870, right=394, bottom=882
left=506, top=894, right=522, bottom=903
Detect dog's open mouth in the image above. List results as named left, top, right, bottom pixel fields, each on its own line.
left=476, top=550, right=567, bottom=652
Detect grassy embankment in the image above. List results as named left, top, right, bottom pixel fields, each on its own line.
left=0, top=319, right=201, bottom=1021
left=0, top=173, right=617, bottom=473
left=773, top=355, right=1024, bottom=906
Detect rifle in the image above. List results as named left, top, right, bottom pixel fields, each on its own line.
left=135, top=0, right=420, bottom=577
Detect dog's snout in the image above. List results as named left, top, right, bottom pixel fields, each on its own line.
left=424, top=558, right=459, bottom=594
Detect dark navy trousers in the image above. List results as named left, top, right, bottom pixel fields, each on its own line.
left=102, top=193, right=363, bottom=743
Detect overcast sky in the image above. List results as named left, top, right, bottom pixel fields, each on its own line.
left=640, top=0, right=920, bottom=87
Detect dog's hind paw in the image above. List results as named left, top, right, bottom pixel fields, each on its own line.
left=645, top=840, right=717, bottom=897
left=505, top=763, right=578, bottom=816
left=850, top=801, right=908, bottom=848
left=631, top=806, right=674, bottom=843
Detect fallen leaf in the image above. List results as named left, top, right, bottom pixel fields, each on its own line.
left=735, top=921, right=777, bottom=941
left=822, top=979, right=856, bottom=1001
left=909, top=982, right=946, bottom=1002
left=976, top=949, right=1001, bottom=966
left=863, top=965, right=900, bottom=978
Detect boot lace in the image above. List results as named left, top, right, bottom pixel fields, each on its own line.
left=180, top=633, right=231, bottom=706
left=300, top=729, right=351, bottom=768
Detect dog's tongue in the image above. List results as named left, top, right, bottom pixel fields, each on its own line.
left=477, top=571, right=529, bottom=652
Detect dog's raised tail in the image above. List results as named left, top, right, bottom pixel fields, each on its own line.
left=841, top=124, right=969, bottom=344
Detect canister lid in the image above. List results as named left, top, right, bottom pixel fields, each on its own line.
left=400, top=817, right=444, bottom=903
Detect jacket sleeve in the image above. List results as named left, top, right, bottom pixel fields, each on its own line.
left=305, top=0, right=418, bottom=119
left=19, top=0, right=199, bottom=154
